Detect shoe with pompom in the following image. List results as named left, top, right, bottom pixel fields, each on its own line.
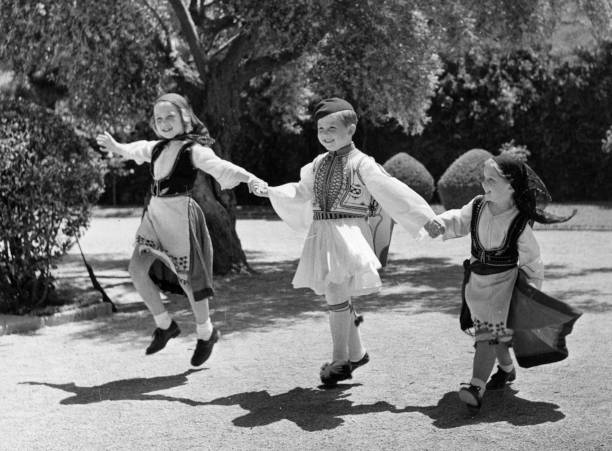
left=319, top=360, right=352, bottom=387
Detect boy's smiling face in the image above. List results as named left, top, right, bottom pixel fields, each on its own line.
left=153, top=101, right=186, bottom=139
left=317, top=112, right=355, bottom=151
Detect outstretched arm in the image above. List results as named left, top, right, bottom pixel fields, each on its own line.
left=358, top=157, right=435, bottom=237
left=95, top=132, right=157, bottom=164
left=434, top=201, right=474, bottom=240
left=191, top=144, right=257, bottom=190
left=265, top=161, right=316, bottom=232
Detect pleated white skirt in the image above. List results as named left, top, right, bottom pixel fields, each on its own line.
left=293, top=217, right=382, bottom=296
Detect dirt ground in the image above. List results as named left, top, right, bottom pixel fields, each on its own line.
left=1, top=216, right=611, bottom=450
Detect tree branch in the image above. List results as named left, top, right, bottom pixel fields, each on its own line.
left=167, top=0, right=210, bottom=78
left=139, top=0, right=204, bottom=91
left=139, top=0, right=173, bottom=53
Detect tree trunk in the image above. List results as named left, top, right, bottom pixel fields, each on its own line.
left=168, top=0, right=252, bottom=275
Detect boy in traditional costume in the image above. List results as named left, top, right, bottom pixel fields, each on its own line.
left=252, top=98, right=442, bottom=386
left=96, top=93, right=263, bottom=366
left=428, top=154, right=581, bottom=412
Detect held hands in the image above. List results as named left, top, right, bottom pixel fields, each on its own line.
left=248, top=177, right=269, bottom=197
left=95, top=132, right=120, bottom=157
left=424, top=218, right=445, bottom=238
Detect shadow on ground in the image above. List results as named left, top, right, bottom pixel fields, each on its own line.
left=200, top=385, right=563, bottom=431
left=202, top=383, right=406, bottom=431
left=21, top=374, right=565, bottom=431
left=21, top=369, right=206, bottom=406
left=402, top=388, right=565, bottom=429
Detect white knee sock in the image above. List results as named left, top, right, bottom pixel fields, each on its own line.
left=196, top=319, right=213, bottom=340
left=328, top=302, right=351, bottom=361
left=153, top=311, right=172, bottom=329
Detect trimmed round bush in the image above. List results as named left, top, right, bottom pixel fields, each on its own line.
left=383, top=152, right=435, bottom=202
left=0, top=99, right=105, bottom=313
left=437, top=148, right=492, bottom=209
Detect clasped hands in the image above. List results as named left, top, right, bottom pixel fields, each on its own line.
left=424, top=218, right=445, bottom=238
left=248, top=177, right=269, bottom=197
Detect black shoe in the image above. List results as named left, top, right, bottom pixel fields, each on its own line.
left=458, top=383, right=483, bottom=412
left=320, top=360, right=352, bottom=387
left=350, top=352, right=370, bottom=371
left=145, top=320, right=180, bottom=355
left=486, top=365, right=517, bottom=390
left=191, top=328, right=220, bottom=366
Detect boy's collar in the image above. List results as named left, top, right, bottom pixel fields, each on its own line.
left=328, top=142, right=355, bottom=156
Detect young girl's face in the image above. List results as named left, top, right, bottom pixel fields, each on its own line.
left=153, top=101, right=186, bottom=139
left=482, top=159, right=514, bottom=205
left=317, top=113, right=355, bottom=151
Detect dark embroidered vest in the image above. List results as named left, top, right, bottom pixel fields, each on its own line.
left=470, top=195, right=529, bottom=267
left=311, top=145, right=376, bottom=220
left=150, top=140, right=198, bottom=197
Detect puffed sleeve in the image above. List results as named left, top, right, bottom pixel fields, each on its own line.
left=117, top=140, right=159, bottom=165
left=436, top=199, right=474, bottom=240
left=267, top=162, right=315, bottom=232
left=358, top=157, right=435, bottom=237
left=191, top=144, right=254, bottom=190
left=517, top=225, right=544, bottom=289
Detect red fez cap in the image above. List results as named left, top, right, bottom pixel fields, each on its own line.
left=314, top=98, right=355, bottom=122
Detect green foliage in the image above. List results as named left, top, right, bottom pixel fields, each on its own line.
left=383, top=153, right=435, bottom=202
left=0, top=0, right=167, bottom=128
left=0, top=99, right=105, bottom=312
left=309, top=2, right=441, bottom=134
left=397, top=43, right=612, bottom=201
left=437, top=148, right=492, bottom=209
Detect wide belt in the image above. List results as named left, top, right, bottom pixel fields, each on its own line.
left=313, top=211, right=365, bottom=220
left=151, top=180, right=192, bottom=197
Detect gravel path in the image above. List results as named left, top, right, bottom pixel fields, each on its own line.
left=2, top=217, right=611, bottom=450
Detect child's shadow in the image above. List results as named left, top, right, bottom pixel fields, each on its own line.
left=405, top=388, right=565, bottom=428
left=21, top=369, right=206, bottom=406
left=202, top=384, right=406, bottom=432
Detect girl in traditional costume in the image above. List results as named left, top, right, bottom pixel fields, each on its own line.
left=429, top=154, right=580, bottom=412
left=252, top=98, right=442, bottom=386
left=96, top=93, right=263, bottom=366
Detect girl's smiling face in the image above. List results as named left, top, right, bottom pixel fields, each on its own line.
left=482, top=159, right=514, bottom=205
left=317, top=113, right=355, bottom=151
left=153, top=101, right=186, bottom=139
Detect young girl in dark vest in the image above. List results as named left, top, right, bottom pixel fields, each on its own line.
left=428, top=154, right=576, bottom=412
left=96, top=93, right=263, bottom=366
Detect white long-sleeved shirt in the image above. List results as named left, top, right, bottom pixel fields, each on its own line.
left=116, top=140, right=253, bottom=190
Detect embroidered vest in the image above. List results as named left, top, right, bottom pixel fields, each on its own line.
left=150, top=140, right=198, bottom=197
left=311, top=147, right=378, bottom=220
left=470, top=195, right=529, bottom=267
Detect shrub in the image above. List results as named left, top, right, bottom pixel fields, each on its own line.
left=383, top=152, right=435, bottom=202
left=437, top=148, right=492, bottom=209
left=0, top=99, right=105, bottom=313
